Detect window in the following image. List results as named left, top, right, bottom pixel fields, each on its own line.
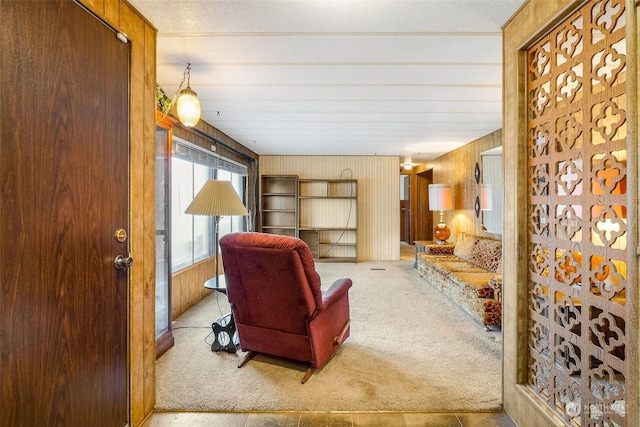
left=217, top=169, right=246, bottom=239
left=171, top=139, right=248, bottom=272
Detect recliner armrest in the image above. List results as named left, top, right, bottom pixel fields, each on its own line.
left=320, top=278, right=352, bottom=310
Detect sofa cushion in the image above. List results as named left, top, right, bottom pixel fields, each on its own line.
left=468, top=237, right=502, bottom=272
left=432, top=260, right=486, bottom=275
left=423, top=244, right=455, bottom=256
left=449, top=272, right=496, bottom=299
left=418, top=253, right=458, bottom=265
left=453, top=232, right=477, bottom=260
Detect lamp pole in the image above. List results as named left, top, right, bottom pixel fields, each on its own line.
left=213, top=215, right=221, bottom=288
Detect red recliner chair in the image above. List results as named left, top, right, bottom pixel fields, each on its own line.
left=219, top=232, right=352, bottom=383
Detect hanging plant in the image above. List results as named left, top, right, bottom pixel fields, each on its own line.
left=156, top=83, right=171, bottom=113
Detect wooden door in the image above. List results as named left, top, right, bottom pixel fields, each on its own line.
left=415, top=170, right=433, bottom=241
left=400, top=175, right=410, bottom=243
left=0, top=1, right=130, bottom=425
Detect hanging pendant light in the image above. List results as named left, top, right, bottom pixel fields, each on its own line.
left=175, top=63, right=201, bottom=127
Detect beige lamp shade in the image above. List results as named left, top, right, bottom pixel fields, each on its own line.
left=185, top=180, right=249, bottom=217
left=428, top=184, right=453, bottom=211
left=480, top=183, right=492, bottom=211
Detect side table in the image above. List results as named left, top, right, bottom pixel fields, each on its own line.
left=413, top=240, right=455, bottom=268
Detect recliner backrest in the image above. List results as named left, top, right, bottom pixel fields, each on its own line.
left=220, top=232, right=323, bottom=335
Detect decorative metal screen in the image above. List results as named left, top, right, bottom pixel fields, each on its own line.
left=526, top=0, right=629, bottom=425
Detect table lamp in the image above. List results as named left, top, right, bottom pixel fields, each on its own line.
left=428, top=184, right=452, bottom=244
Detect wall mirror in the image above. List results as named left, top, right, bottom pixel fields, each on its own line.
left=481, top=147, right=503, bottom=235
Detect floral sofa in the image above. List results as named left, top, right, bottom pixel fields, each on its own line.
left=416, top=233, right=502, bottom=330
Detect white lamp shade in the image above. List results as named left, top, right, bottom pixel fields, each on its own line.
left=428, top=184, right=452, bottom=211
left=176, top=86, right=201, bottom=127
left=480, top=183, right=492, bottom=210
left=185, top=180, right=249, bottom=217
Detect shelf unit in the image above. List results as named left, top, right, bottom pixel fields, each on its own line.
left=298, top=179, right=357, bottom=262
left=260, top=176, right=357, bottom=262
left=260, top=175, right=298, bottom=237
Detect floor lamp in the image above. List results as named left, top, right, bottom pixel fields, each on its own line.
left=185, top=179, right=249, bottom=352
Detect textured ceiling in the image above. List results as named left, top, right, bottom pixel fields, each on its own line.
left=129, top=0, right=526, bottom=166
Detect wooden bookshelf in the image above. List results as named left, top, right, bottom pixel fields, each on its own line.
left=260, top=176, right=357, bottom=262
left=298, top=179, right=357, bottom=262
left=260, top=175, right=298, bottom=237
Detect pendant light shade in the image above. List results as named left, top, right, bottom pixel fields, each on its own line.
left=168, top=63, right=201, bottom=128
left=176, top=86, right=201, bottom=127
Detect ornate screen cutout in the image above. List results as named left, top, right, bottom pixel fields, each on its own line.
left=527, top=0, right=628, bottom=425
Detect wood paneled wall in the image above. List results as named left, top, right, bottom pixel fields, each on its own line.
left=78, top=1, right=156, bottom=425
left=259, top=156, right=400, bottom=261
left=171, top=258, right=214, bottom=318
left=413, top=129, right=502, bottom=243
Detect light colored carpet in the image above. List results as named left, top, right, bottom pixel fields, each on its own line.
left=155, top=255, right=502, bottom=412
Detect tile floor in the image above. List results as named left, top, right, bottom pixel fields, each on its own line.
left=143, top=411, right=518, bottom=426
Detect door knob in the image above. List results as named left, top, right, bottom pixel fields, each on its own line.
left=114, top=254, right=134, bottom=269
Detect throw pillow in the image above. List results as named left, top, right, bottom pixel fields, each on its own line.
left=453, top=232, right=476, bottom=260
left=470, top=238, right=502, bottom=272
